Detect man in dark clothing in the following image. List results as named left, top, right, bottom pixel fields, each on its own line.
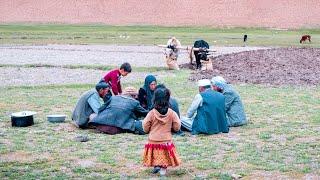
left=72, top=81, right=111, bottom=129
left=102, top=62, right=132, bottom=95
left=89, top=87, right=149, bottom=135
left=193, top=40, right=210, bottom=69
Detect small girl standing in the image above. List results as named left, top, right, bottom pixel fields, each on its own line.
left=142, top=86, right=181, bottom=176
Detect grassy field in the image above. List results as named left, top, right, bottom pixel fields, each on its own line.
left=0, top=69, right=319, bottom=179
left=0, top=24, right=320, bottom=179
left=0, top=24, right=320, bottom=47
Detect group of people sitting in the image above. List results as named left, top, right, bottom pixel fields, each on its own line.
left=71, top=62, right=247, bottom=175
left=72, top=62, right=247, bottom=135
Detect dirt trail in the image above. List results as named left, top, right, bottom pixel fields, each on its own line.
left=0, top=67, right=175, bottom=87
left=0, top=45, right=265, bottom=67
left=1, top=45, right=319, bottom=87
left=0, top=45, right=264, bottom=87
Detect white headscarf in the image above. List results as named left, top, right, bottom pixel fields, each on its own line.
left=198, top=79, right=211, bottom=87
left=211, top=76, right=227, bottom=89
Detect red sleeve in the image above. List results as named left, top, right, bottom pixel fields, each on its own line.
left=104, top=70, right=120, bottom=95
left=111, top=73, right=119, bottom=95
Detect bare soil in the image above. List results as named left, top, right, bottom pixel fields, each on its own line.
left=183, top=47, right=320, bottom=86
left=0, top=45, right=265, bottom=67
left=0, top=151, right=53, bottom=163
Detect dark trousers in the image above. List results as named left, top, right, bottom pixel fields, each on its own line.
left=194, top=51, right=201, bottom=69
left=95, top=120, right=145, bottom=135
left=133, top=120, right=145, bottom=135
left=96, top=125, right=124, bottom=135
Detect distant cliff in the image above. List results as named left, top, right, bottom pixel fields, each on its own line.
left=1, top=0, right=319, bottom=28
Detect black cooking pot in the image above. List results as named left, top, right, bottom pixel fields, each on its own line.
left=11, top=111, right=36, bottom=127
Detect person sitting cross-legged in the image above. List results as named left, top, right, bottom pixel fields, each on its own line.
left=181, top=79, right=229, bottom=135
left=138, top=75, right=180, bottom=117
left=71, top=81, right=111, bottom=129
left=211, top=76, right=247, bottom=127
left=89, top=87, right=149, bottom=135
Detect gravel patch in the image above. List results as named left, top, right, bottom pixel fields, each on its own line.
left=0, top=45, right=268, bottom=67
left=0, top=67, right=175, bottom=87
left=0, top=45, right=267, bottom=86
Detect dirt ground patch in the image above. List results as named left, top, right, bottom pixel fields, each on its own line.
left=0, top=151, right=53, bottom=163
left=244, top=171, right=320, bottom=179
left=0, top=45, right=266, bottom=68
left=183, top=47, right=320, bottom=86
left=0, top=45, right=267, bottom=87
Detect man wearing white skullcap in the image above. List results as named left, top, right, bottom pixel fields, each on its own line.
left=211, top=76, right=247, bottom=127
left=181, top=79, right=229, bottom=135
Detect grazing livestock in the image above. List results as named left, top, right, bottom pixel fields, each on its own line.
left=300, top=35, right=311, bottom=43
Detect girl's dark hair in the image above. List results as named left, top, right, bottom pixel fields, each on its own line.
left=153, top=86, right=170, bottom=115
left=155, top=84, right=171, bottom=96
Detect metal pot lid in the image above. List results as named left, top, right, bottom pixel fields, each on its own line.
left=46, top=114, right=66, bottom=118
left=11, top=111, right=37, bottom=117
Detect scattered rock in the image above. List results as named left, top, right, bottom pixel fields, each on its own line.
left=231, top=173, right=243, bottom=179
left=74, top=135, right=89, bottom=142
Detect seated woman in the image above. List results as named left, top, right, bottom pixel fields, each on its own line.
left=211, top=76, right=247, bottom=127
left=138, top=75, right=157, bottom=110
left=138, top=75, right=180, bottom=117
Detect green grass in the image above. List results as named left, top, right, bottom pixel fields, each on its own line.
left=0, top=70, right=320, bottom=179
left=1, top=24, right=320, bottom=47
left=1, top=23, right=319, bottom=178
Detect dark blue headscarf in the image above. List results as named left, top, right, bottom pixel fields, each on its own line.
left=143, top=75, right=157, bottom=110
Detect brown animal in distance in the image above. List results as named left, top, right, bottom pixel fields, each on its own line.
left=300, top=35, right=311, bottom=43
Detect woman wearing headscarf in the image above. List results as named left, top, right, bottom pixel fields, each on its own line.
left=211, top=76, right=247, bottom=127
left=138, top=75, right=157, bottom=110
left=138, top=76, right=181, bottom=118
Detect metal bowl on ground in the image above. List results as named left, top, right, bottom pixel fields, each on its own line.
left=11, top=111, right=36, bottom=127
left=47, top=114, right=66, bottom=123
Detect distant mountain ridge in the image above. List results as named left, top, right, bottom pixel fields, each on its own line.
left=1, top=0, right=319, bottom=28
